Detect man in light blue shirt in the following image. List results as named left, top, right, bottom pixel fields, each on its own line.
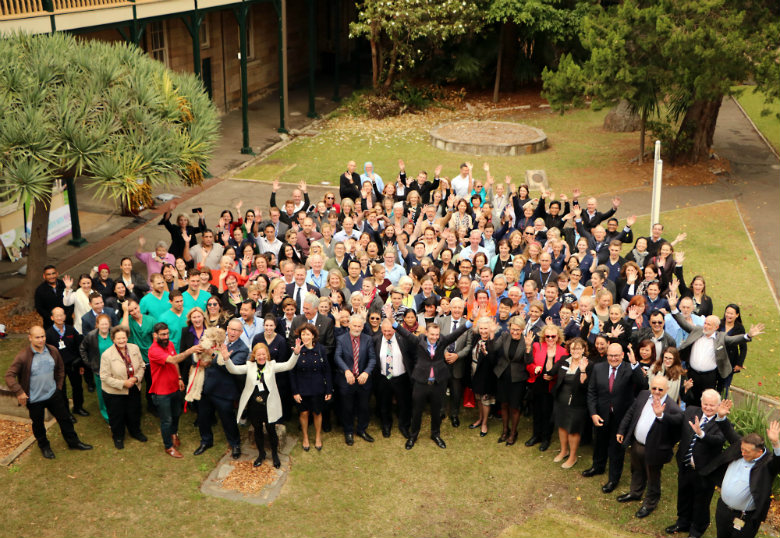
left=664, top=296, right=704, bottom=346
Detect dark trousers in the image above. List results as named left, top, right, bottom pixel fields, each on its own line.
left=410, top=380, right=447, bottom=438
left=143, top=366, right=156, bottom=412
left=63, top=363, right=84, bottom=411
left=198, top=392, right=240, bottom=448
left=676, top=464, right=717, bottom=536
left=337, top=378, right=372, bottom=435
left=275, top=371, right=294, bottom=422
left=628, top=441, right=663, bottom=509
left=531, top=381, right=554, bottom=441
left=151, top=391, right=182, bottom=449
left=717, top=372, right=734, bottom=399
left=687, top=368, right=717, bottom=405
left=592, top=412, right=626, bottom=483
left=376, top=373, right=411, bottom=431
left=103, top=386, right=143, bottom=441
left=27, top=390, right=80, bottom=449
left=715, top=498, right=760, bottom=538
left=82, top=363, right=96, bottom=389
left=443, top=375, right=464, bottom=419
left=247, top=396, right=279, bottom=456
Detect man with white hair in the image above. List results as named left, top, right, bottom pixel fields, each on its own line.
left=668, top=292, right=764, bottom=405
left=616, top=375, right=683, bottom=518
left=436, top=297, right=471, bottom=428
left=664, top=296, right=704, bottom=346
left=665, top=389, right=726, bottom=537
left=334, top=314, right=377, bottom=445
left=573, top=191, right=620, bottom=232
left=306, top=254, right=329, bottom=290
left=333, top=216, right=361, bottom=243
left=373, top=319, right=412, bottom=439
left=459, top=230, right=488, bottom=263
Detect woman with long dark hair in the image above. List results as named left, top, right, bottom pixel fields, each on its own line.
left=718, top=304, right=746, bottom=397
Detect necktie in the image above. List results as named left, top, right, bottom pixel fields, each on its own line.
left=428, top=342, right=436, bottom=382
left=449, top=320, right=459, bottom=352
left=385, top=339, right=393, bottom=379
left=608, top=367, right=616, bottom=393
left=683, top=415, right=710, bottom=468
left=295, top=287, right=302, bottom=314
left=352, top=336, right=360, bottom=375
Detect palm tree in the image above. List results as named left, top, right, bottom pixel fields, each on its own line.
left=0, top=32, right=219, bottom=310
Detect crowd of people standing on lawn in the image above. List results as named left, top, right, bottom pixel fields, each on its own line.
left=6, top=158, right=777, bottom=538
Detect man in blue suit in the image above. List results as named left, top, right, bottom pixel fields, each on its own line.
left=334, top=314, right=377, bottom=445
left=193, top=319, right=248, bottom=459
left=80, top=292, right=119, bottom=335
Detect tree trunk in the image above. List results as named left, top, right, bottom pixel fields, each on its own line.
left=492, top=23, right=506, bottom=103
left=369, top=34, right=379, bottom=90
left=19, top=189, right=53, bottom=311
left=673, top=96, right=723, bottom=164
left=383, top=44, right=398, bottom=89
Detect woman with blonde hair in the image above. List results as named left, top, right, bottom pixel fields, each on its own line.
left=524, top=323, right=566, bottom=452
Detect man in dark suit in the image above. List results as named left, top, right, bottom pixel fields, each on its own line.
left=668, top=292, right=763, bottom=404
left=436, top=298, right=472, bottom=428
left=631, top=309, right=677, bottom=356
left=585, top=343, right=647, bottom=492
left=706, top=410, right=780, bottom=538
left=286, top=266, right=320, bottom=316
left=573, top=194, right=620, bottom=231
left=665, top=389, right=727, bottom=537
left=615, top=376, right=683, bottom=518
left=528, top=252, right=559, bottom=290
left=339, top=160, right=361, bottom=201
left=388, top=302, right=471, bottom=450
left=334, top=314, right=377, bottom=445
left=45, top=307, right=87, bottom=419
left=34, top=265, right=74, bottom=328
left=193, top=319, right=248, bottom=459
left=80, top=291, right=120, bottom=335
left=373, top=320, right=413, bottom=439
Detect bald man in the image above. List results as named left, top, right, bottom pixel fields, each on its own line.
left=340, top=160, right=361, bottom=201
left=668, top=292, right=764, bottom=405
left=5, top=326, right=92, bottom=459
left=584, top=343, right=647, bottom=493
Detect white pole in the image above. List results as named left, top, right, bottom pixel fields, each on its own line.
left=650, top=140, right=662, bottom=234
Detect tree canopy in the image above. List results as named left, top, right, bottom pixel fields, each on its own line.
left=0, top=32, right=219, bottom=306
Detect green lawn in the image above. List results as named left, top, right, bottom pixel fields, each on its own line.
left=234, top=106, right=646, bottom=197
left=733, top=86, right=780, bottom=153
left=2, top=201, right=777, bottom=537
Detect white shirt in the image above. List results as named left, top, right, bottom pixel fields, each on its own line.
left=451, top=174, right=470, bottom=198
left=634, top=393, right=667, bottom=444
left=255, top=236, right=282, bottom=257
left=460, top=245, right=488, bottom=263
left=379, top=336, right=405, bottom=377
left=689, top=332, right=718, bottom=372
left=333, top=229, right=361, bottom=244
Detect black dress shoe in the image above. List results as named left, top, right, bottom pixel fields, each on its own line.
left=73, top=408, right=90, bottom=417
left=664, top=524, right=690, bottom=534
left=539, top=440, right=551, bottom=451
left=231, top=445, right=241, bottom=459
left=617, top=493, right=642, bottom=503
left=635, top=506, right=653, bottom=518
left=131, top=432, right=148, bottom=443
left=382, top=426, right=391, bottom=438
left=357, top=431, right=374, bottom=443
left=69, top=414, right=77, bottom=424
left=399, top=427, right=411, bottom=440
left=41, top=446, right=55, bottom=459
left=479, top=430, right=488, bottom=437
left=114, top=439, right=124, bottom=450
left=405, top=437, right=416, bottom=450
left=581, top=467, right=604, bottom=478
left=68, top=442, right=93, bottom=451
left=253, top=454, right=265, bottom=467
left=272, top=454, right=281, bottom=468
left=525, top=435, right=540, bottom=447
left=601, top=481, right=618, bottom=493
left=450, top=416, right=460, bottom=428
left=431, top=435, right=446, bottom=449
left=345, top=433, right=354, bottom=446
left=193, top=443, right=212, bottom=455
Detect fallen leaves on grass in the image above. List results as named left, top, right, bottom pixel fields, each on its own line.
left=0, top=419, right=32, bottom=461
left=220, top=461, right=279, bottom=494
left=0, top=299, right=42, bottom=334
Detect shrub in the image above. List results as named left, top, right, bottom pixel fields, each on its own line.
left=728, top=393, right=771, bottom=447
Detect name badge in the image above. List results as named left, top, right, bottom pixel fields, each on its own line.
left=733, top=518, right=745, bottom=530
left=58, top=340, right=66, bottom=350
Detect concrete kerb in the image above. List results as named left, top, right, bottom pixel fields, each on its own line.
left=0, top=413, right=56, bottom=466
left=730, top=95, right=780, bottom=161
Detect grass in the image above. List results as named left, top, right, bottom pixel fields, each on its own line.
left=234, top=106, right=646, bottom=197
left=733, top=86, right=780, bottom=153
left=1, top=202, right=777, bottom=537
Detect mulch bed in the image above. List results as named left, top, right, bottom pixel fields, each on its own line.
left=765, top=499, right=780, bottom=534
left=220, top=460, right=280, bottom=494
left=0, top=299, right=42, bottom=334
left=0, top=418, right=32, bottom=462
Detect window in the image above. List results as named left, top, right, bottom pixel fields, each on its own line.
left=199, top=16, right=210, bottom=49
left=146, top=21, right=168, bottom=66
left=237, top=10, right=255, bottom=60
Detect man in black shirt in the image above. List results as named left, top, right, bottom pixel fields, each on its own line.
left=34, top=265, right=73, bottom=328
left=45, top=307, right=87, bottom=418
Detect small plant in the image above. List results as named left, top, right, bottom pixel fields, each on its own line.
left=728, top=393, right=771, bottom=447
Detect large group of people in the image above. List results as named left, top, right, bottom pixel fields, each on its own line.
left=7, top=158, right=777, bottom=537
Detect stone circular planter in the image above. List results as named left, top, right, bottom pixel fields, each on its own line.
left=429, top=120, right=548, bottom=156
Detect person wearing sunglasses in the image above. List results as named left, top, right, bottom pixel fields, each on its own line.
left=615, top=375, right=682, bottom=519
left=631, top=310, right=676, bottom=360
left=524, top=325, right=567, bottom=452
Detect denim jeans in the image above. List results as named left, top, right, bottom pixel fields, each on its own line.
left=151, top=391, right=183, bottom=449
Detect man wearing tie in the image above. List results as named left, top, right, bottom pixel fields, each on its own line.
left=665, top=389, right=728, bottom=537
left=615, top=376, right=683, bottom=518
left=373, top=320, right=413, bottom=439
left=584, top=343, right=647, bottom=493
left=436, top=298, right=471, bottom=428
left=81, top=292, right=119, bottom=335
left=334, top=315, right=377, bottom=445
left=286, top=266, right=320, bottom=316
left=387, top=304, right=470, bottom=450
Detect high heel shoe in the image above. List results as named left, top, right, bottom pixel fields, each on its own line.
left=479, top=430, right=488, bottom=437
left=302, top=443, right=310, bottom=452
left=506, top=434, right=517, bottom=446
left=553, top=452, right=569, bottom=463
left=315, top=444, right=322, bottom=451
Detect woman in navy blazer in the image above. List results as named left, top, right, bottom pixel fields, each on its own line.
left=290, top=323, right=333, bottom=451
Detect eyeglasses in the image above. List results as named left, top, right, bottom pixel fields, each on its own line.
left=663, top=355, right=674, bottom=360
left=544, top=335, right=557, bottom=339
left=207, top=302, right=219, bottom=307
left=369, top=316, right=380, bottom=321
left=326, top=196, right=335, bottom=200
left=650, top=387, right=665, bottom=392
left=650, top=321, right=664, bottom=325
left=524, top=232, right=534, bottom=235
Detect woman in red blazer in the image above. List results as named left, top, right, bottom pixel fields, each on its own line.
left=524, top=324, right=567, bottom=452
